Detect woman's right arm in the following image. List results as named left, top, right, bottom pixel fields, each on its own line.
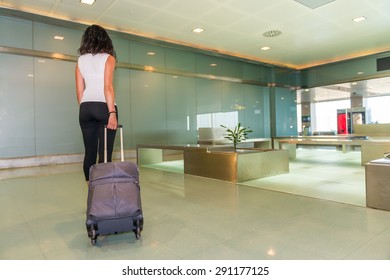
left=104, top=55, right=118, bottom=130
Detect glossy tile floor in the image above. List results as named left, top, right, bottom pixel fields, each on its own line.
left=1, top=148, right=390, bottom=260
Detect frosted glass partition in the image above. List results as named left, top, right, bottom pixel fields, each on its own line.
left=1, top=11, right=295, bottom=160
left=301, top=56, right=380, bottom=87
left=111, top=37, right=130, bottom=63
left=243, top=63, right=269, bottom=84
left=165, top=48, right=196, bottom=73
left=196, top=78, right=222, bottom=114
left=166, top=75, right=197, bottom=144
left=114, top=68, right=132, bottom=149
left=130, top=70, right=167, bottom=146
left=0, top=16, right=32, bottom=49
left=221, top=82, right=245, bottom=121
left=243, top=84, right=270, bottom=138
left=130, top=41, right=166, bottom=69
left=33, top=22, right=82, bottom=56
left=34, top=59, right=82, bottom=155
left=196, top=54, right=244, bottom=77
left=0, top=54, right=35, bottom=157
left=274, top=88, right=298, bottom=136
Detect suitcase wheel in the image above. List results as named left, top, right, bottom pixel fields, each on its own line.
left=90, top=229, right=98, bottom=245
left=134, top=219, right=142, bottom=239
left=135, top=227, right=141, bottom=239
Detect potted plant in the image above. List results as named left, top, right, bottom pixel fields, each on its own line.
left=220, top=123, right=253, bottom=150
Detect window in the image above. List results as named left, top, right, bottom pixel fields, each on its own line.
left=196, top=111, right=238, bottom=129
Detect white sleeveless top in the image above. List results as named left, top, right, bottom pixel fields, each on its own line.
left=77, top=53, right=110, bottom=103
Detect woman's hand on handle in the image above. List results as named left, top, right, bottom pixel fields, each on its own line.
left=107, top=113, right=117, bottom=130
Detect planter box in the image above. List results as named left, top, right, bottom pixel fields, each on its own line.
left=184, top=148, right=289, bottom=183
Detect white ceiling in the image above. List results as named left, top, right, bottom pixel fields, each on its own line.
left=1, top=0, right=390, bottom=69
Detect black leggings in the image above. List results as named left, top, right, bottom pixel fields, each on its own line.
left=79, top=102, right=118, bottom=181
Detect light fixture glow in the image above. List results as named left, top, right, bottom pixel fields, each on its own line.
left=80, top=0, right=96, bottom=5
left=353, top=16, right=366, bottom=22
left=192, top=27, right=205, bottom=33
left=209, top=63, right=217, bottom=67
left=261, top=46, right=271, bottom=51
left=54, top=35, right=64, bottom=40
left=144, top=66, right=155, bottom=72
left=147, top=52, right=155, bottom=56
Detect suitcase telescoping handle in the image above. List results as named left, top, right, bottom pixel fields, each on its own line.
left=104, top=124, right=124, bottom=163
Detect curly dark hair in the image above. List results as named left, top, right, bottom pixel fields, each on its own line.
left=78, top=25, right=116, bottom=59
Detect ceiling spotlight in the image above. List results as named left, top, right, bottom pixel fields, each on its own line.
left=192, top=27, right=205, bottom=33
left=353, top=16, right=366, bottom=22
left=54, top=35, right=64, bottom=40
left=261, top=46, right=271, bottom=51
left=147, top=52, right=155, bottom=56
left=80, top=0, right=96, bottom=4
left=209, top=63, right=217, bottom=67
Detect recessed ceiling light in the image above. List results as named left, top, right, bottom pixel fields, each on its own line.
left=80, top=0, right=96, bottom=5
left=209, top=63, right=217, bottom=67
left=261, top=46, right=271, bottom=51
left=192, top=27, right=205, bottom=33
left=54, top=35, right=64, bottom=40
left=353, top=16, right=366, bottom=22
left=147, top=52, right=155, bottom=56
left=357, top=71, right=364, bottom=75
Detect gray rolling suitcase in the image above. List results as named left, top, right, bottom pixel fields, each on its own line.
left=86, top=125, right=143, bottom=245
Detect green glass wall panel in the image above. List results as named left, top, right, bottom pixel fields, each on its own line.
left=0, top=15, right=32, bottom=49
left=243, top=63, right=272, bottom=84
left=196, top=78, right=222, bottom=114
left=302, top=57, right=378, bottom=88
left=165, top=48, right=196, bottom=73
left=243, top=85, right=270, bottom=138
left=215, top=57, right=243, bottom=78
left=111, top=37, right=130, bottom=63
left=274, top=67, right=296, bottom=87
left=33, top=22, right=82, bottom=56
left=114, top=68, right=132, bottom=148
left=129, top=41, right=166, bottom=69
left=0, top=54, right=35, bottom=157
left=166, top=75, right=197, bottom=144
left=34, top=59, right=82, bottom=155
left=130, top=70, right=167, bottom=145
left=221, top=81, right=245, bottom=122
left=0, top=12, right=305, bottom=159
left=274, top=87, right=298, bottom=137
left=195, top=54, right=243, bottom=78
left=195, top=54, right=221, bottom=76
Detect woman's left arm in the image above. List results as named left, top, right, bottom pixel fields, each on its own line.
left=75, top=64, right=85, bottom=105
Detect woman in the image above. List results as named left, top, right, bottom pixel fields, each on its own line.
left=75, top=24, right=118, bottom=182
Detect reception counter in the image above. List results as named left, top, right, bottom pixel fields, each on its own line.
left=365, top=158, right=390, bottom=211
left=137, top=144, right=289, bottom=183
left=274, top=136, right=390, bottom=165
